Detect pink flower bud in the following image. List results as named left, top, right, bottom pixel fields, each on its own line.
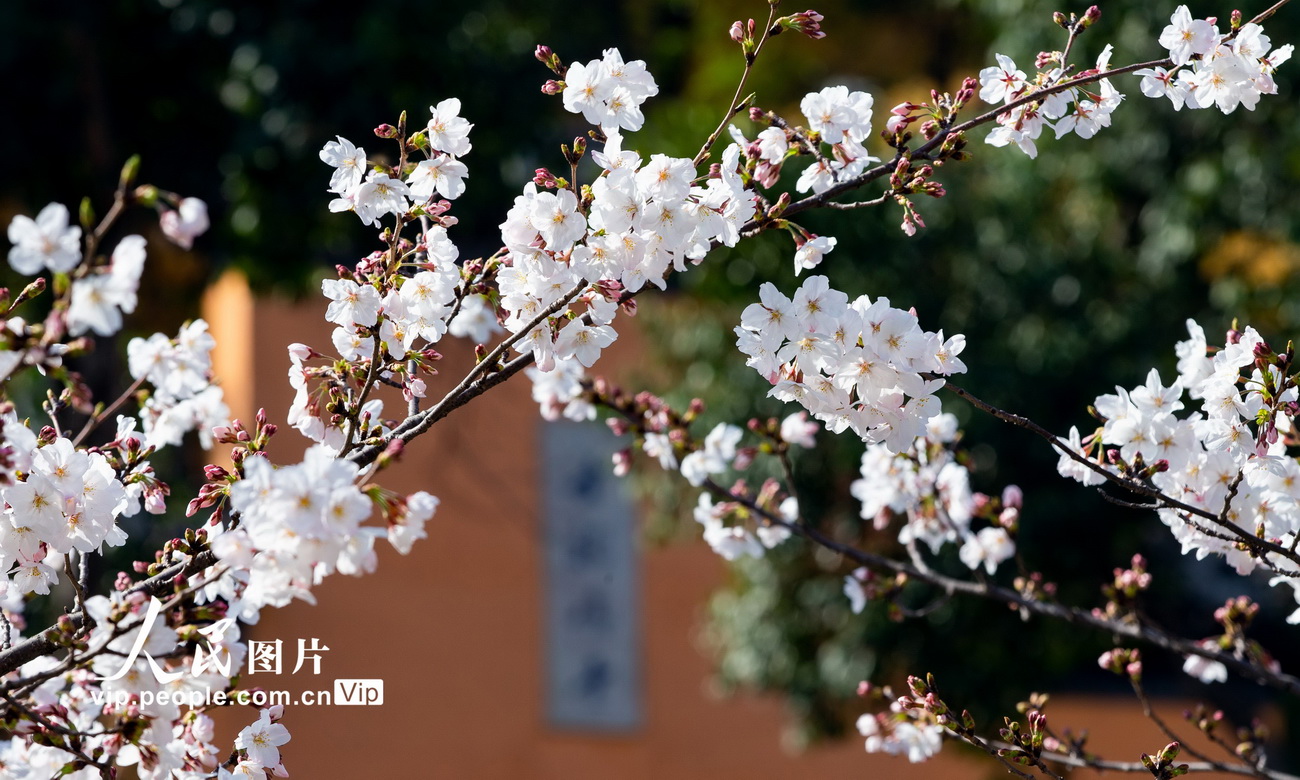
left=1001, top=484, right=1023, bottom=509
left=159, top=197, right=209, bottom=250
left=533, top=168, right=559, bottom=188
left=784, top=10, right=826, bottom=40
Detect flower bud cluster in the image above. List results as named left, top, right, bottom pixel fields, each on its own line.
left=1180, top=596, right=1279, bottom=685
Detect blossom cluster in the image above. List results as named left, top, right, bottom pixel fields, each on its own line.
left=209, top=445, right=437, bottom=622
left=505, top=49, right=759, bottom=409
left=0, top=435, right=129, bottom=595
left=527, top=357, right=595, bottom=423
left=1056, top=319, right=1300, bottom=619
left=1, top=639, right=287, bottom=780
left=561, top=48, right=660, bottom=132
left=6, top=202, right=148, bottom=373
left=855, top=706, right=944, bottom=763
left=130, top=320, right=230, bottom=450
left=980, top=45, right=1124, bottom=157
left=731, top=84, right=877, bottom=197
left=67, top=233, right=146, bottom=337
left=296, top=261, right=463, bottom=449
left=322, top=98, right=472, bottom=227
left=678, top=415, right=823, bottom=559
left=693, top=489, right=795, bottom=561
left=304, top=98, right=485, bottom=447
left=979, top=6, right=1290, bottom=159
left=313, top=60, right=757, bottom=441
left=1137, top=7, right=1293, bottom=113
left=0, top=571, right=271, bottom=779
left=844, top=413, right=1018, bottom=614
left=500, top=128, right=753, bottom=375
left=735, top=276, right=967, bottom=452
left=0, top=198, right=227, bottom=598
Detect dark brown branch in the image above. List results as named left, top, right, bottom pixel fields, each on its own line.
left=993, top=741, right=1300, bottom=780
left=938, top=379, right=1300, bottom=570
left=699, top=478, right=1300, bottom=697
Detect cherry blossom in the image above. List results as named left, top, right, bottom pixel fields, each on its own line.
left=6, top=202, right=81, bottom=275
left=426, top=98, right=474, bottom=157
left=319, top=136, right=368, bottom=194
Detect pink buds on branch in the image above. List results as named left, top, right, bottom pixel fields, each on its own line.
left=535, top=45, right=565, bottom=77
left=774, top=11, right=826, bottom=40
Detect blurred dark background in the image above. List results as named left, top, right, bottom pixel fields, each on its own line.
left=5, top=0, right=1300, bottom=764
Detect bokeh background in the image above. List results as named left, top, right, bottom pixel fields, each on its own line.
left=4, top=0, right=1300, bottom=767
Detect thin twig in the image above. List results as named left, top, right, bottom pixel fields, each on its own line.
left=72, top=374, right=145, bottom=447
left=692, top=5, right=780, bottom=166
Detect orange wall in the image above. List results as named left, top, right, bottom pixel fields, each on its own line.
left=202, top=272, right=1248, bottom=779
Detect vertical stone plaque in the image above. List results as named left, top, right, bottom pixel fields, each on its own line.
left=541, top=421, right=641, bottom=731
